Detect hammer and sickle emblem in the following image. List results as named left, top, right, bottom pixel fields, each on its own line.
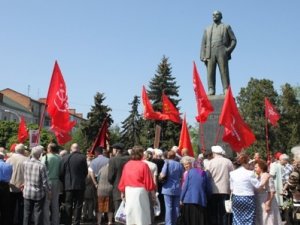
left=54, top=83, right=69, bottom=112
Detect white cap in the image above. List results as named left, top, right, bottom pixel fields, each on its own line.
left=211, top=145, right=224, bottom=154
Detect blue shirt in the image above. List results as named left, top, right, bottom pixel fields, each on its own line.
left=0, top=159, right=13, bottom=182
left=161, top=159, right=183, bottom=196
left=90, top=155, right=109, bottom=177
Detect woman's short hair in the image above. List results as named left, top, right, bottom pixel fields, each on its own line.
left=237, top=153, right=249, bottom=165
left=130, top=146, right=144, bottom=160
left=256, top=159, right=268, bottom=173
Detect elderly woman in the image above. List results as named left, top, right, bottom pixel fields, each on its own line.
left=180, top=157, right=211, bottom=225
left=118, top=146, right=156, bottom=225
left=159, top=150, right=184, bottom=225
left=230, top=153, right=269, bottom=225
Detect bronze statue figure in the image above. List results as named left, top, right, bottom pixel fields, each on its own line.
left=200, top=11, right=237, bottom=95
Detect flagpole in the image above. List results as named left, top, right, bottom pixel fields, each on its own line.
left=214, top=125, right=222, bottom=145
left=265, top=117, right=270, bottom=164
left=199, top=122, right=206, bottom=153
left=36, top=104, right=48, bottom=144
left=90, top=116, right=108, bottom=153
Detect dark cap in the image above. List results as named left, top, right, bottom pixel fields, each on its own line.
left=111, top=143, right=125, bottom=150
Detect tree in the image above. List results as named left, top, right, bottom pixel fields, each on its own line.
left=81, top=92, right=113, bottom=148
left=143, top=56, right=181, bottom=150
left=276, top=83, right=300, bottom=154
left=109, top=125, right=121, bottom=147
left=236, top=78, right=278, bottom=158
left=189, top=123, right=200, bottom=156
left=120, top=96, right=143, bottom=149
left=0, top=121, right=56, bottom=150
left=0, top=121, right=18, bottom=148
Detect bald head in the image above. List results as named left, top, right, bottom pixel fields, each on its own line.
left=70, top=143, right=79, bottom=153
left=213, top=10, right=223, bottom=23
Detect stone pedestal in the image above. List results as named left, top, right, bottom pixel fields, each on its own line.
left=199, top=95, right=233, bottom=156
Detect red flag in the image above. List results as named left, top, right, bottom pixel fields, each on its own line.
left=46, top=61, right=76, bottom=144
left=178, top=115, right=194, bottom=157
left=53, top=129, right=72, bottom=145
left=219, top=87, right=256, bottom=152
left=162, top=93, right=181, bottom=123
left=141, top=86, right=165, bottom=120
left=193, top=62, right=214, bottom=123
left=265, top=97, right=280, bottom=126
left=18, top=116, right=28, bottom=143
left=90, top=117, right=109, bottom=154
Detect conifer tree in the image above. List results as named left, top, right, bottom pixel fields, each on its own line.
left=143, top=56, right=181, bottom=150
left=81, top=92, right=113, bottom=147
left=120, top=96, right=142, bottom=149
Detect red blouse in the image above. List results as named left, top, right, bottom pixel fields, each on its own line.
left=118, top=160, right=156, bottom=193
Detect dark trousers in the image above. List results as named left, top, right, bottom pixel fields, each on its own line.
left=23, top=197, right=45, bottom=225
left=207, top=194, right=230, bottom=225
left=0, top=182, right=10, bottom=225
left=64, top=190, right=84, bottom=225
left=9, top=192, right=24, bottom=225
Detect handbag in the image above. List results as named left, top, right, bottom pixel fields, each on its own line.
left=224, top=194, right=232, bottom=213
left=176, top=207, right=185, bottom=225
left=158, top=161, right=169, bottom=184
left=153, top=193, right=161, bottom=217
left=115, top=200, right=126, bottom=224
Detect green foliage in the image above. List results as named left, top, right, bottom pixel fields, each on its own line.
left=81, top=92, right=113, bottom=148
left=276, top=83, right=300, bottom=154
left=189, top=123, right=200, bottom=157
left=236, top=78, right=278, bottom=158
left=64, top=128, right=89, bottom=152
left=141, top=56, right=181, bottom=150
left=0, top=121, right=18, bottom=148
left=236, top=78, right=300, bottom=158
left=109, top=125, right=121, bottom=146
left=120, top=96, right=143, bottom=149
left=0, top=120, right=57, bottom=150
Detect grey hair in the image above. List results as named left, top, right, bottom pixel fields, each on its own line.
left=15, top=143, right=25, bottom=154
left=31, top=145, right=44, bottom=159
left=181, top=156, right=195, bottom=165
left=291, top=145, right=300, bottom=162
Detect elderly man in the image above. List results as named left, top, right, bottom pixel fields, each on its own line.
left=6, top=143, right=28, bottom=225
left=23, top=145, right=50, bottom=225
left=206, top=145, right=234, bottom=225
left=0, top=151, right=13, bottom=225
left=60, top=143, right=88, bottom=225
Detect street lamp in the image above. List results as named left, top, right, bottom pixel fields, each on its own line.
left=4, top=109, right=21, bottom=122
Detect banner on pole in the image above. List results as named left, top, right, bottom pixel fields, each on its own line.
left=29, top=130, right=40, bottom=149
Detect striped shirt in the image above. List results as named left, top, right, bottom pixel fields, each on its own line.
left=23, top=158, right=49, bottom=200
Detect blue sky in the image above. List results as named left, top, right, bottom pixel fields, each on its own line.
left=0, top=1, right=299, bottom=126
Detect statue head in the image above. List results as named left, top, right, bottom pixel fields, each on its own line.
left=213, top=10, right=222, bottom=23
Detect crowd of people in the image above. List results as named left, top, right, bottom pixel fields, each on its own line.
left=0, top=141, right=300, bottom=225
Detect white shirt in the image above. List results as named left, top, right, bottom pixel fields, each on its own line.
left=143, top=160, right=158, bottom=178
left=230, top=166, right=260, bottom=196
